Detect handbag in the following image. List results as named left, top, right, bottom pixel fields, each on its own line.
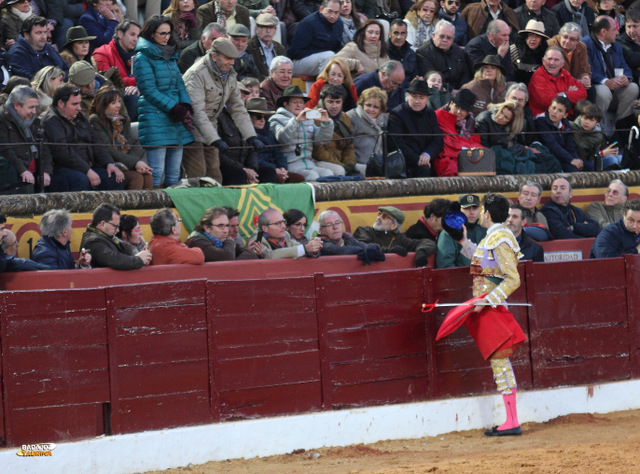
left=365, top=130, right=407, bottom=179
left=457, top=148, right=496, bottom=176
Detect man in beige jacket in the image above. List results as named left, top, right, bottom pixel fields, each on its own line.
left=182, top=38, right=263, bottom=183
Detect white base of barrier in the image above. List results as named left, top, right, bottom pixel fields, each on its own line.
left=3, top=378, right=640, bottom=474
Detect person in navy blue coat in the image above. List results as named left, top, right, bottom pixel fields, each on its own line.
left=6, top=16, right=69, bottom=80
left=32, top=209, right=93, bottom=270
left=287, top=0, right=344, bottom=76
left=541, top=177, right=600, bottom=240
left=354, top=60, right=407, bottom=110
left=79, top=0, right=121, bottom=54
left=590, top=199, right=640, bottom=258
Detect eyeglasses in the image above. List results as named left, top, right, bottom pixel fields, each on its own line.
left=209, top=223, right=230, bottom=229
left=446, top=0, right=460, bottom=4
left=267, top=220, right=287, bottom=226
left=155, top=31, right=172, bottom=37
left=321, top=220, right=343, bottom=228
left=174, top=218, right=183, bottom=226
left=252, top=114, right=267, bottom=120
left=561, top=34, right=579, bottom=42
left=106, top=221, right=120, bottom=229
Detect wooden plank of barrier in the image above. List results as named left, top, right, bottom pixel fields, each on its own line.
left=207, top=277, right=322, bottom=420
left=527, top=258, right=630, bottom=389
left=319, top=268, right=427, bottom=409
left=106, top=280, right=210, bottom=435
left=0, top=289, right=109, bottom=445
left=625, top=255, right=640, bottom=379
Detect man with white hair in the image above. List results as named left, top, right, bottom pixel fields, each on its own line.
left=317, top=210, right=385, bottom=264
left=246, top=13, right=286, bottom=80
left=465, top=19, right=515, bottom=81
left=586, top=179, right=629, bottom=230
left=178, top=22, right=227, bottom=74
left=32, top=209, right=92, bottom=270
left=260, top=56, right=293, bottom=111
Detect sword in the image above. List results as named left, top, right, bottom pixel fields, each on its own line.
left=422, top=301, right=532, bottom=313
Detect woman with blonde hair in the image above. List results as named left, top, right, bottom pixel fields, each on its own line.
left=31, top=66, right=66, bottom=115
left=336, top=19, right=390, bottom=77
left=306, top=58, right=358, bottom=111
left=404, top=0, right=438, bottom=50
left=162, top=0, right=201, bottom=52
left=461, top=55, right=507, bottom=117
left=346, top=86, right=388, bottom=176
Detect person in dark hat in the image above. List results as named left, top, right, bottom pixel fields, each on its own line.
left=228, top=23, right=260, bottom=80
left=433, top=88, right=485, bottom=176
left=60, top=26, right=97, bottom=67
left=182, top=36, right=264, bottom=184
left=460, top=54, right=508, bottom=117
left=269, top=84, right=338, bottom=181
left=386, top=78, right=443, bottom=178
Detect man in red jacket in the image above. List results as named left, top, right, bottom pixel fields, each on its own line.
left=528, top=46, right=586, bottom=116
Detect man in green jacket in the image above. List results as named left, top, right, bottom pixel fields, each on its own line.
left=436, top=194, right=487, bottom=268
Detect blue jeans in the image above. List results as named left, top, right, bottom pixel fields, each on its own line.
left=146, top=147, right=183, bottom=187
left=48, top=167, right=90, bottom=192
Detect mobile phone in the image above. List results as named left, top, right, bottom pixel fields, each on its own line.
left=306, top=109, right=321, bottom=119
left=611, top=141, right=618, bottom=146
left=256, top=228, right=264, bottom=243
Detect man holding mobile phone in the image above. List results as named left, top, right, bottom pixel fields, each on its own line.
left=250, top=209, right=323, bottom=259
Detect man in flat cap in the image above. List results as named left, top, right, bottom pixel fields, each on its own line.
left=227, top=23, right=260, bottom=80
left=246, top=13, right=286, bottom=81
left=182, top=37, right=264, bottom=184
left=436, top=194, right=488, bottom=268
left=353, top=206, right=436, bottom=267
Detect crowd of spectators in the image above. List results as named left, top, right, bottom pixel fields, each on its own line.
left=2, top=0, right=640, bottom=193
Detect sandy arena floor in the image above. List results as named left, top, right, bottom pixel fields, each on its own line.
left=148, top=409, right=640, bottom=473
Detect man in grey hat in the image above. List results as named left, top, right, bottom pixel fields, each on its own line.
left=436, top=194, right=487, bottom=268
left=227, top=23, right=260, bottom=80
left=353, top=206, right=436, bottom=267
left=246, top=13, right=286, bottom=80
left=183, top=37, right=264, bottom=184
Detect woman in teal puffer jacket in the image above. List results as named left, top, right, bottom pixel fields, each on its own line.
left=134, top=15, right=194, bottom=187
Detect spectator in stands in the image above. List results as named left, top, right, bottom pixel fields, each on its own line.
left=461, top=0, right=519, bottom=42
left=506, top=82, right=539, bottom=147
left=511, top=20, right=548, bottom=84
left=583, top=16, right=639, bottom=137
left=246, top=13, right=285, bottom=81
left=270, top=85, right=337, bottom=181
left=461, top=55, right=508, bottom=117
left=514, top=0, right=560, bottom=38
left=81, top=203, right=152, bottom=269
left=68, top=61, right=110, bottom=116
left=148, top=208, right=204, bottom=265
left=89, top=86, right=153, bottom=190
left=507, top=203, right=545, bottom=262
left=404, top=0, right=438, bottom=49
left=552, top=0, right=595, bottom=38
left=307, top=58, right=358, bottom=111
left=518, top=180, right=551, bottom=241
left=7, top=16, right=69, bottom=80
left=340, top=0, right=362, bottom=45
left=0, top=76, right=31, bottom=108
left=387, top=19, right=418, bottom=88
left=416, top=20, right=471, bottom=91
left=541, top=177, right=600, bottom=239
left=224, top=207, right=244, bottom=245
left=571, top=101, right=621, bottom=170
left=354, top=60, right=406, bottom=110
left=465, top=20, right=515, bottom=82
left=405, top=198, right=451, bottom=242
left=336, top=19, right=389, bottom=76
left=250, top=208, right=323, bottom=259
left=318, top=209, right=385, bottom=263
left=546, top=23, right=593, bottom=100
left=1, top=229, right=18, bottom=256
left=186, top=206, right=260, bottom=261
left=92, top=19, right=141, bottom=95
left=60, top=26, right=96, bottom=67
left=0, top=86, right=52, bottom=193
left=196, top=0, right=252, bottom=32
left=32, top=209, right=92, bottom=270
left=31, top=66, right=65, bottom=116
left=436, top=194, right=487, bottom=268
left=135, top=15, right=194, bottom=188
left=238, top=0, right=277, bottom=18
left=183, top=37, right=262, bottom=183
left=312, top=84, right=356, bottom=176
left=387, top=79, right=442, bottom=177
left=178, top=22, right=225, bottom=73
left=283, top=208, right=309, bottom=244
left=354, top=206, right=435, bottom=266
left=2, top=228, right=51, bottom=271
left=228, top=23, right=260, bottom=80
left=42, top=84, right=125, bottom=192
left=619, top=4, right=640, bottom=83
left=590, top=198, right=640, bottom=258
left=1, top=0, right=35, bottom=48
left=287, top=0, right=344, bottom=76
left=117, top=214, right=147, bottom=251
left=162, top=0, right=201, bottom=53
left=259, top=55, right=292, bottom=111
left=528, top=46, right=587, bottom=116
left=586, top=179, right=628, bottom=230
left=438, top=0, right=467, bottom=46
left=79, top=0, right=123, bottom=53
left=346, top=86, right=387, bottom=176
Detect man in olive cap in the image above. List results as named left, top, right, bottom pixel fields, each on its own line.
left=353, top=206, right=436, bottom=267
left=246, top=13, right=286, bottom=80
left=436, top=194, right=487, bottom=268
left=68, top=61, right=104, bottom=115
left=183, top=37, right=264, bottom=184
left=227, top=23, right=260, bottom=80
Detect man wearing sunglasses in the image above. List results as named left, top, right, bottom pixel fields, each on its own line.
left=438, top=0, right=468, bottom=46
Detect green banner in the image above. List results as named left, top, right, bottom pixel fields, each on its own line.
left=165, top=183, right=315, bottom=241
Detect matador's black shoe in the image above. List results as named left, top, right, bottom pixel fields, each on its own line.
left=484, top=426, right=522, bottom=437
